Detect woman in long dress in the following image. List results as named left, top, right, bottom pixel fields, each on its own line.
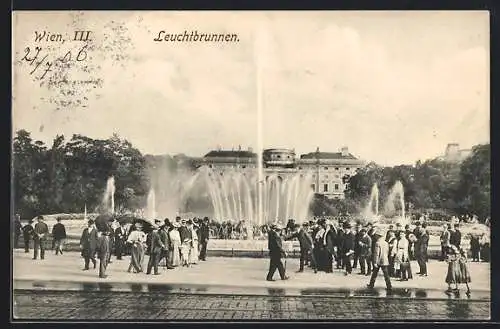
left=189, top=222, right=199, bottom=265
left=445, top=245, right=471, bottom=296
left=127, top=223, right=147, bottom=273
left=169, top=223, right=181, bottom=267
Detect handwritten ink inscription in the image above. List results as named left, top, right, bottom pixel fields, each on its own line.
left=15, top=30, right=103, bottom=111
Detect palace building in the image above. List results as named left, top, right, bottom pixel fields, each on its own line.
left=196, top=146, right=365, bottom=199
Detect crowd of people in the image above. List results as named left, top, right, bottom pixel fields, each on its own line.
left=264, top=217, right=477, bottom=295
left=13, top=213, right=489, bottom=294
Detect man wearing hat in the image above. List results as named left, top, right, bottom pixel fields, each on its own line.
left=285, top=223, right=315, bottom=273
left=198, top=217, right=210, bottom=261
left=33, top=215, right=49, bottom=260
left=341, top=222, right=355, bottom=275
left=114, top=221, right=128, bottom=260
left=158, top=218, right=174, bottom=269
left=178, top=219, right=192, bottom=267
left=97, top=226, right=112, bottom=279
left=367, top=227, right=392, bottom=291
left=80, top=219, right=98, bottom=270
left=146, top=222, right=166, bottom=275
left=266, top=223, right=289, bottom=281
left=22, top=219, right=35, bottom=253
left=358, top=227, right=372, bottom=276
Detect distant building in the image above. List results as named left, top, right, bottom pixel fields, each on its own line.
left=439, top=143, right=472, bottom=163
left=196, top=146, right=365, bottom=199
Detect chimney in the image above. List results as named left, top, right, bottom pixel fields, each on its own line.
left=248, top=147, right=253, bottom=153
left=341, top=146, right=349, bottom=157
left=238, top=145, right=241, bottom=151
left=316, top=147, right=320, bottom=153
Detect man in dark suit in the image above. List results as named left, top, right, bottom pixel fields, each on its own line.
left=450, top=224, right=462, bottom=249
left=22, top=219, right=34, bottom=253
left=415, top=223, right=429, bottom=276
left=80, top=219, right=98, bottom=270
left=114, top=221, right=128, bottom=260
left=33, top=216, right=49, bottom=260
left=266, top=224, right=289, bottom=281
left=158, top=218, right=174, bottom=269
left=342, top=222, right=356, bottom=275
left=358, top=227, right=372, bottom=276
left=146, top=223, right=166, bottom=275
left=198, top=217, right=210, bottom=261
left=51, top=217, right=67, bottom=255
left=286, top=223, right=316, bottom=273
left=97, top=225, right=111, bottom=279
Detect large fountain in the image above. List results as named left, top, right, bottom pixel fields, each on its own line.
left=362, top=183, right=380, bottom=222
left=384, top=180, right=409, bottom=226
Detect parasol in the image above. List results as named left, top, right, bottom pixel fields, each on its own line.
left=116, top=214, right=137, bottom=225
left=95, top=214, right=113, bottom=232
left=132, top=218, right=154, bottom=233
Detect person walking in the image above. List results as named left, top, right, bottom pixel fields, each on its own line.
left=33, top=216, right=49, bottom=260
left=367, top=228, right=392, bottom=291
left=97, top=228, right=111, bottom=279
left=146, top=223, right=165, bottom=275
left=266, top=223, right=289, bottom=281
left=445, top=245, right=471, bottom=296
left=198, top=217, right=210, bottom=261
left=22, top=219, right=34, bottom=253
left=189, top=220, right=199, bottom=265
left=51, top=217, right=67, bottom=255
left=80, top=219, right=98, bottom=270
left=469, top=233, right=481, bottom=262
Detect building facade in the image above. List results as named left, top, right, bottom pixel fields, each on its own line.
left=196, top=146, right=365, bottom=199
left=439, top=143, right=472, bottom=163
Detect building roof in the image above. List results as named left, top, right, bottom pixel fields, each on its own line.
left=300, top=152, right=358, bottom=160
left=204, top=150, right=256, bottom=158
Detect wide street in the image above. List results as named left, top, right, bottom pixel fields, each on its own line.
left=12, top=250, right=491, bottom=320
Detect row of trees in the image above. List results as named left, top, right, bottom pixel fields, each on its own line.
left=311, top=144, right=490, bottom=221
left=13, top=129, right=490, bottom=222
left=13, top=130, right=151, bottom=219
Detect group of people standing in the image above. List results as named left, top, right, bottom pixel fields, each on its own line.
left=266, top=217, right=472, bottom=294
left=78, top=216, right=211, bottom=278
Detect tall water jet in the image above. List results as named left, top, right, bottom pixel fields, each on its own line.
left=385, top=180, right=406, bottom=225
left=146, top=188, right=156, bottom=219
left=363, top=183, right=379, bottom=220
left=102, top=176, right=115, bottom=215
left=255, top=27, right=265, bottom=227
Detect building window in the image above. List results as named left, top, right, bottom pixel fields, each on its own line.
left=324, top=175, right=328, bottom=179
left=335, top=184, right=339, bottom=190
left=298, top=166, right=302, bottom=169
left=220, top=172, right=224, bottom=176
left=324, top=167, right=328, bottom=170
left=335, top=175, right=340, bottom=179
left=312, top=174, right=316, bottom=178
left=277, top=155, right=281, bottom=159
left=242, top=165, right=246, bottom=169
left=311, top=184, right=316, bottom=191
left=346, top=167, right=350, bottom=170
left=323, top=184, right=328, bottom=192
left=209, top=164, right=213, bottom=168
left=335, top=167, right=339, bottom=170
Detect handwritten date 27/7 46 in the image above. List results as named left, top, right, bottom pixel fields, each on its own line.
left=20, top=45, right=89, bottom=80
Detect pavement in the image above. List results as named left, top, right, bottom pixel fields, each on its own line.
left=12, top=250, right=491, bottom=320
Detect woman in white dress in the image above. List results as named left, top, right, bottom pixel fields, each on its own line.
left=169, top=223, right=181, bottom=267
left=189, top=222, right=199, bottom=264
left=127, top=223, right=147, bottom=273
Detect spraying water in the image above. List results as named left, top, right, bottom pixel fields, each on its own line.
left=385, top=180, right=407, bottom=225
left=255, top=27, right=265, bottom=227
left=363, top=183, right=379, bottom=221
left=146, top=188, right=156, bottom=219
left=102, top=176, right=115, bottom=215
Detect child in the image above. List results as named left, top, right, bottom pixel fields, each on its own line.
left=445, top=245, right=471, bottom=296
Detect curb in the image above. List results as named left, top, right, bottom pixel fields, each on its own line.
left=13, top=279, right=490, bottom=301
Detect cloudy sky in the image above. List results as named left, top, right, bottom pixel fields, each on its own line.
left=12, top=11, right=489, bottom=166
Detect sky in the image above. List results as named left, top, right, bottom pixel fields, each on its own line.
left=12, top=11, right=489, bottom=166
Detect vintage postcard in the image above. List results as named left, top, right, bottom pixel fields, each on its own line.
left=11, top=11, right=490, bottom=321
